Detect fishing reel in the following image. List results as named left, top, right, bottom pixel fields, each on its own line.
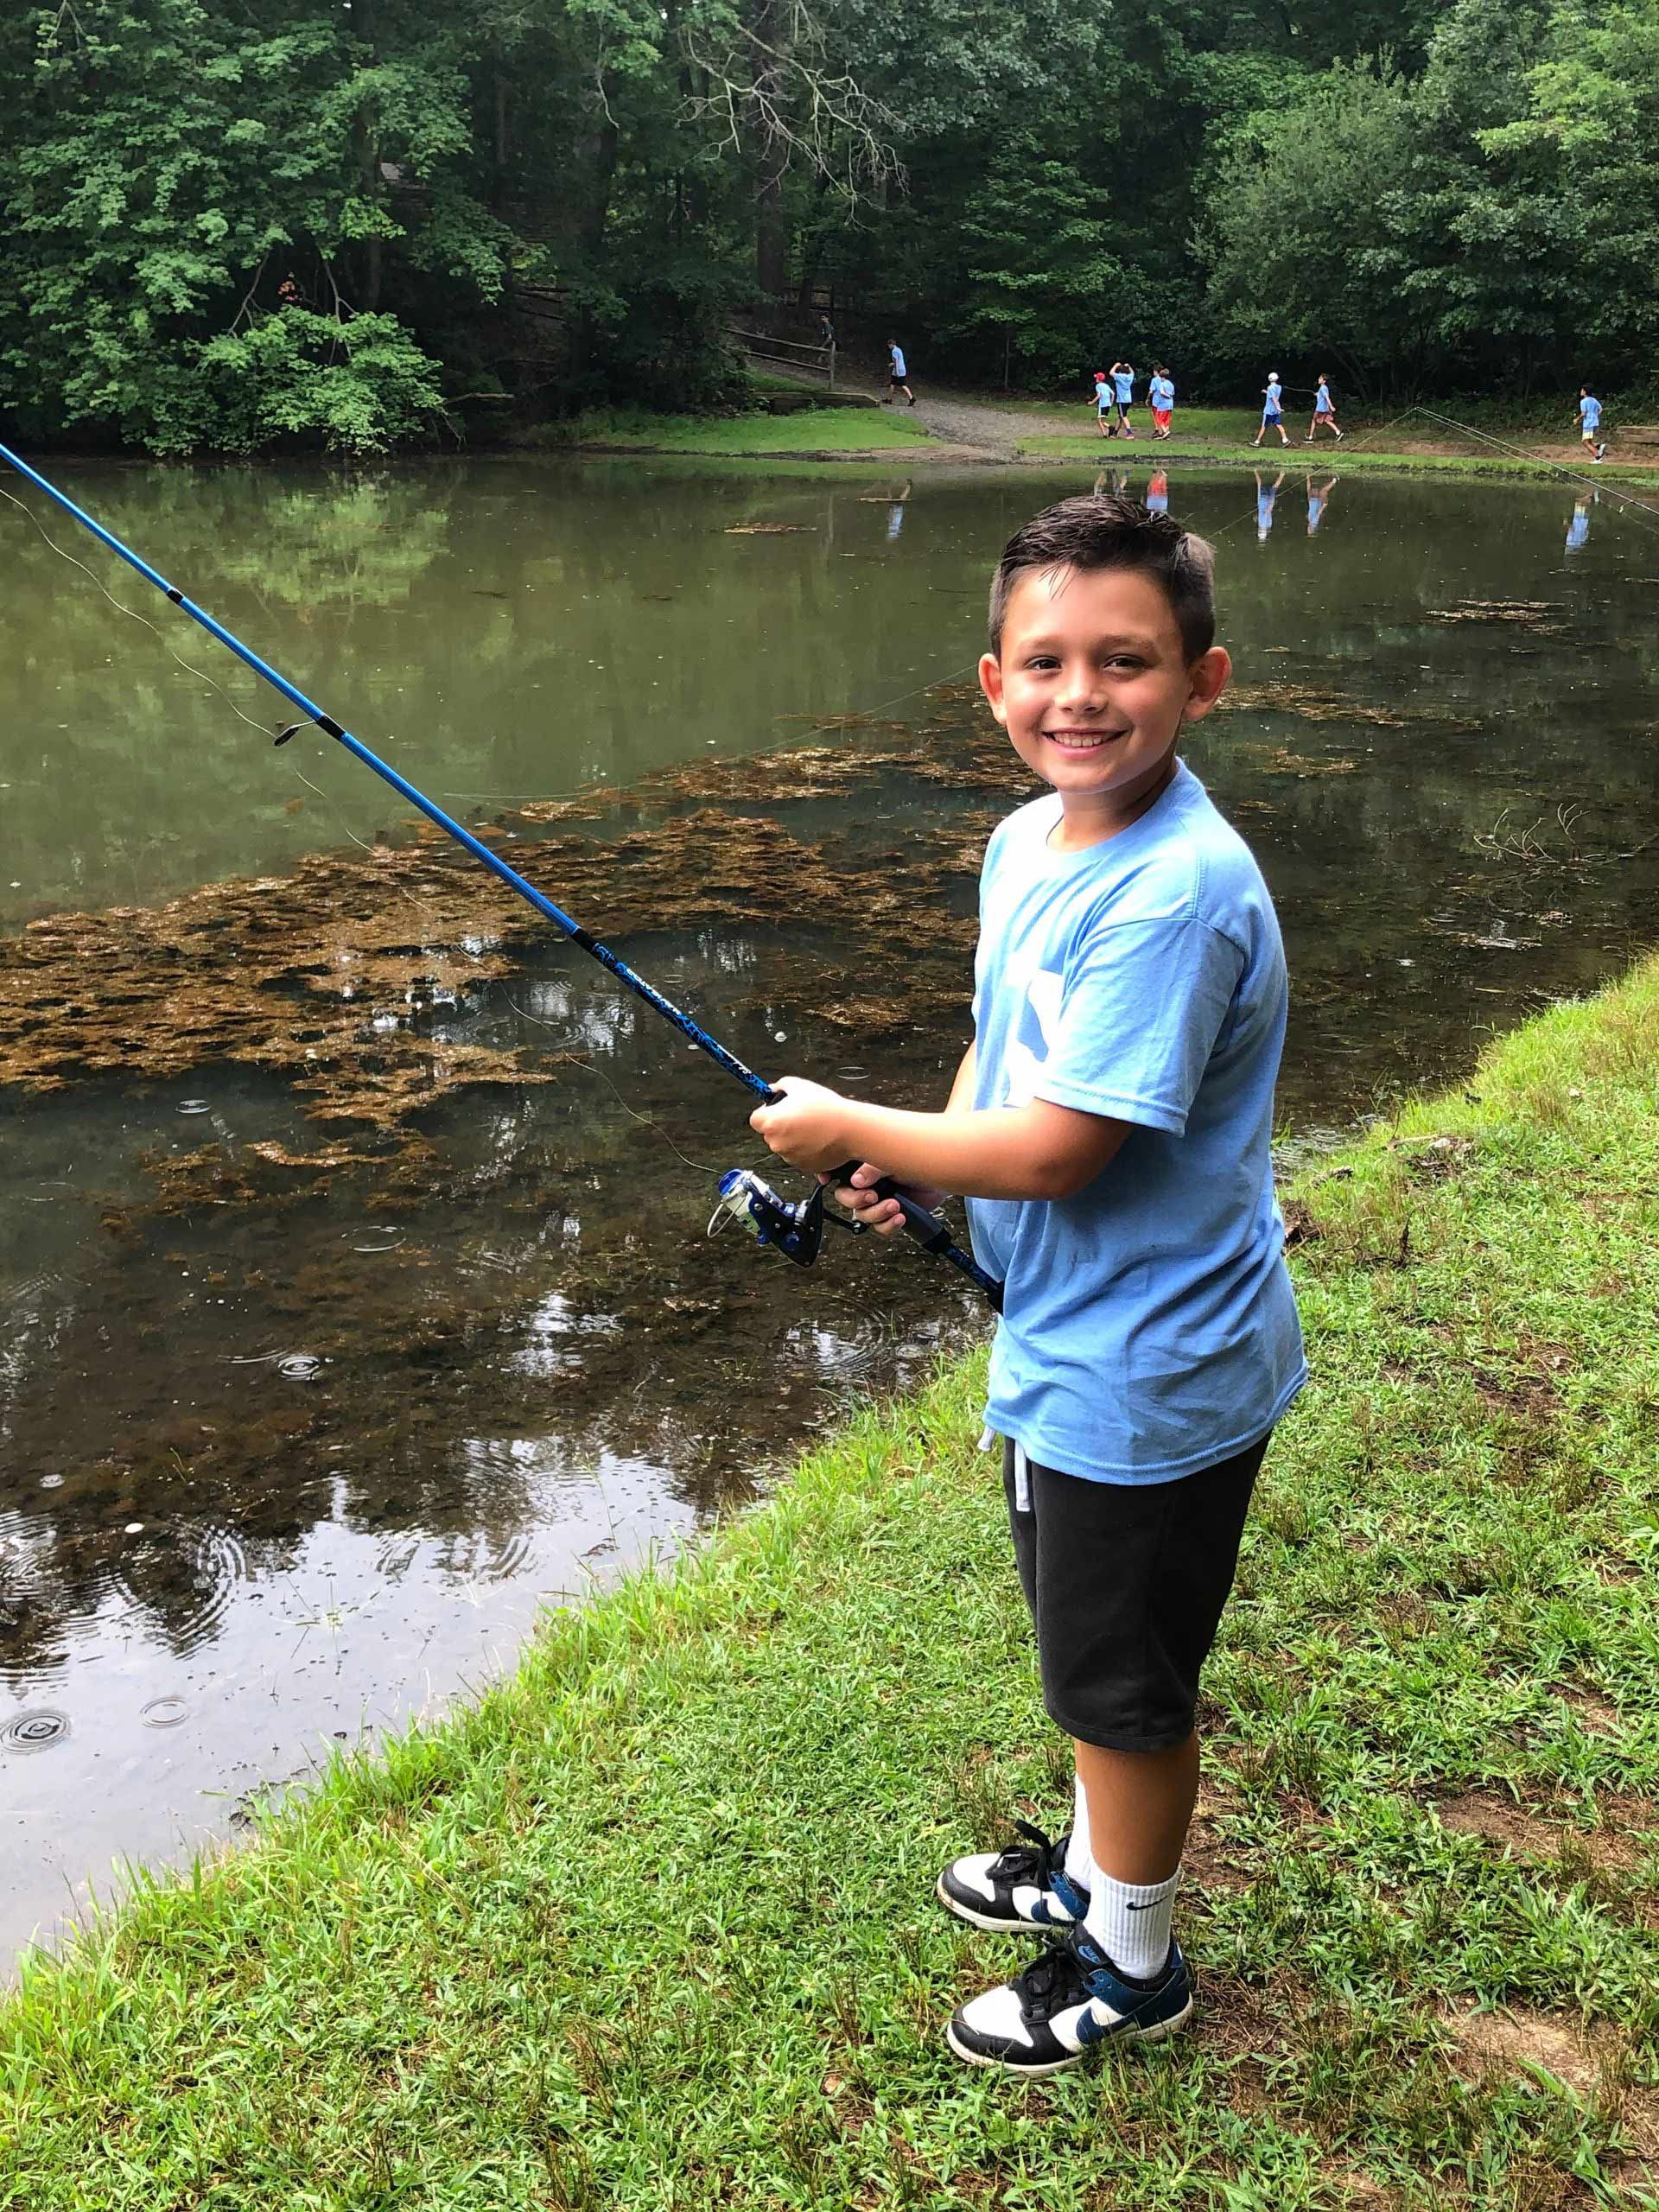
left=708, top=1167, right=867, bottom=1268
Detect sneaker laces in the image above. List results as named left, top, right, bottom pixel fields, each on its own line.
left=1008, top=1935, right=1089, bottom=2024
left=986, top=1818, right=1066, bottom=1893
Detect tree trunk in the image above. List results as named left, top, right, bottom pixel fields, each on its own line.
left=570, top=112, right=620, bottom=381
left=752, top=0, right=788, bottom=297
left=355, top=0, right=382, bottom=310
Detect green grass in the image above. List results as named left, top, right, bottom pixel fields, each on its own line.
left=532, top=404, right=933, bottom=455
left=995, top=399, right=1659, bottom=481
left=5, top=963, right=1659, bottom=2208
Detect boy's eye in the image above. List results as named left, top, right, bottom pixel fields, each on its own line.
left=1106, top=658, right=1144, bottom=671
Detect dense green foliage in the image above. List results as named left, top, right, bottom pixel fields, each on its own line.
left=1, top=0, right=1654, bottom=448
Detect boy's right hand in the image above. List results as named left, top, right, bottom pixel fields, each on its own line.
left=825, top=1163, right=950, bottom=1236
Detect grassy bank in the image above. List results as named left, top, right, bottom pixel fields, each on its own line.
left=527, top=404, right=935, bottom=456
left=5, top=963, right=1659, bottom=2209
left=976, top=401, right=1659, bottom=483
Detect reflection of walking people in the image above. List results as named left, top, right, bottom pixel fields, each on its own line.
left=1251, top=373, right=1289, bottom=448
left=1304, top=375, right=1343, bottom=443
left=1565, top=493, right=1592, bottom=552
left=1109, top=360, right=1136, bottom=439
left=1578, top=385, right=1605, bottom=462
left=887, top=479, right=913, bottom=543
left=1255, top=469, right=1284, bottom=541
left=1145, top=468, right=1170, bottom=516
left=1148, top=367, right=1175, bottom=440
left=887, top=340, right=916, bottom=406
left=1306, top=476, right=1337, bottom=536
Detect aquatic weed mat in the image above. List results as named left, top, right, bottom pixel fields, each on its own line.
left=0, top=671, right=1481, bottom=1135
left=5, top=963, right=1659, bottom=2209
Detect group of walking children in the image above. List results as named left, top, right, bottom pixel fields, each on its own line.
left=1092, top=363, right=1175, bottom=440
left=1253, top=372, right=1343, bottom=446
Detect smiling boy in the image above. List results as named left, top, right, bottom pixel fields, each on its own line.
left=752, top=494, right=1306, bottom=2073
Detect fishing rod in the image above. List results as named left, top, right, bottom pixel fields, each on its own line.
left=0, top=441, right=1002, bottom=1312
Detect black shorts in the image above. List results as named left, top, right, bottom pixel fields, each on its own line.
left=1001, top=1432, right=1268, bottom=1752
left=889, top=371, right=909, bottom=386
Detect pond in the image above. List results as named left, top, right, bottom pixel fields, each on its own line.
left=3, top=454, right=1657, bottom=1970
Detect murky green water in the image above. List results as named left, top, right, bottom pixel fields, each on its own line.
left=3, top=455, right=1656, bottom=1968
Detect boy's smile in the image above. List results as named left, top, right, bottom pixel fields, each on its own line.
left=980, top=567, right=1229, bottom=848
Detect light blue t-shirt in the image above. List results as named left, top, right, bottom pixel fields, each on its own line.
left=1262, top=379, right=1282, bottom=417
left=1095, top=381, right=1112, bottom=411
left=1112, top=368, right=1135, bottom=404
left=968, top=764, right=1306, bottom=1483
left=1150, top=375, right=1174, bottom=408
left=1315, top=382, right=1332, bottom=413
left=1580, top=395, right=1601, bottom=431
left=890, top=345, right=907, bottom=378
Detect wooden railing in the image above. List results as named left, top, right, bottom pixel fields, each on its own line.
left=731, top=327, right=836, bottom=392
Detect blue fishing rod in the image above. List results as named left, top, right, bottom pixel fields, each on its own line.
left=0, top=442, right=1001, bottom=1311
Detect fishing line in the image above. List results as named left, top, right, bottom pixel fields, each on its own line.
left=0, top=440, right=1001, bottom=1309
left=0, top=474, right=446, bottom=931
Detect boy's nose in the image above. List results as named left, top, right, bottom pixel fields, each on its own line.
left=1056, top=671, right=1106, bottom=712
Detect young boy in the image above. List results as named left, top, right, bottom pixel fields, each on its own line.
left=887, top=340, right=916, bottom=407
left=752, top=494, right=1306, bottom=2075
left=1251, top=372, right=1288, bottom=447
left=1091, top=371, right=1115, bottom=437
left=1109, top=359, right=1137, bottom=437
left=1305, top=374, right=1342, bottom=442
left=1148, top=365, right=1175, bottom=439
left=1578, top=385, right=1605, bottom=461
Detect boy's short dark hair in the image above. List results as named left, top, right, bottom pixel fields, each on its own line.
left=988, top=494, right=1217, bottom=664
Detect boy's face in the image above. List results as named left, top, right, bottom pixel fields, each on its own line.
left=979, top=566, right=1229, bottom=823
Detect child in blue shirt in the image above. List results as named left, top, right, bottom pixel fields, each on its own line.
left=887, top=340, right=915, bottom=407
left=1091, top=371, right=1115, bottom=437
left=1251, top=372, right=1289, bottom=448
left=1109, top=360, right=1137, bottom=437
left=753, top=493, right=1305, bottom=2075
left=1579, top=385, right=1605, bottom=461
left=1305, top=374, right=1343, bottom=442
left=1148, top=367, right=1175, bottom=439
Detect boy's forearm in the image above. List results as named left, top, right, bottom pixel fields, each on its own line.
left=836, top=1095, right=1118, bottom=1204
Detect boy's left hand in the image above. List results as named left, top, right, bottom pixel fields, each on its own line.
left=749, top=1077, right=854, bottom=1174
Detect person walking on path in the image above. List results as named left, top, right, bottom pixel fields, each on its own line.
left=887, top=340, right=916, bottom=406
left=1148, top=367, right=1175, bottom=440
left=1578, top=385, right=1605, bottom=462
left=1091, top=372, right=1116, bottom=438
left=752, top=493, right=1304, bottom=2077
left=1304, top=375, right=1343, bottom=442
left=1109, top=360, right=1137, bottom=438
left=1251, top=372, right=1289, bottom=447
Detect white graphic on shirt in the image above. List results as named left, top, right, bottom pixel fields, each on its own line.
left=1002, top=951, right=1065, bottom=1106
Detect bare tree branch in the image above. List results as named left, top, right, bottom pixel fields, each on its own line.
left=681, top=0, right=906, bottom=207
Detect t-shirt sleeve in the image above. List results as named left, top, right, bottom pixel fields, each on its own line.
left=1033, top=914, right=1243, bottom=1135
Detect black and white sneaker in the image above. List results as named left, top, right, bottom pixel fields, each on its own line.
left=936, top=1819, right=1089, bottom=1933
left=946, top=1927, right=1193, bottom=2075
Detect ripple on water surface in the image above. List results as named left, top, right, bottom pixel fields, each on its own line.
left=1, top=1709, right=69, bottom=1753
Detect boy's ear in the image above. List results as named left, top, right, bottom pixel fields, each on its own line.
left=979, top=652, right=1008, bottom=725
left=1181, top=645, right=1231, bottom=726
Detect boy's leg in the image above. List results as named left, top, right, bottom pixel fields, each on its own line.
left=947, top=1436, right=1268, bottom=2074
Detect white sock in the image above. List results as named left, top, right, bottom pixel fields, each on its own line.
left=1084, top=1865, right=1180, bottom=1982
left=1064, top=1771, right=1093, bottom=1891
